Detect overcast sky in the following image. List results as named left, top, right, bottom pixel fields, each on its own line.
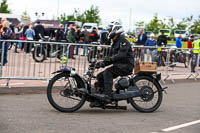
left=6, top=0, right=200, bottom=30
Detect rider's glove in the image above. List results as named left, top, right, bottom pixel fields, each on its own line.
left=95, top=61, right=105, bottom=69
left=104, top=56, right=113, bottom=62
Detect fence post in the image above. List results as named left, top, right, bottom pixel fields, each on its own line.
left=195, top=50, right=200, bottom=79
left=164, top=48, right=175, bottom=82
left=0, top=41, right=5, bottom=77
left=65, top=43, right=72, bottom=66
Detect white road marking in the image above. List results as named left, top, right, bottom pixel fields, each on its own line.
left=150, top=120, right=200, bottom=133
left=161, top=120, right=200, bottom=132
left=0, top=83, right=24, bottom=86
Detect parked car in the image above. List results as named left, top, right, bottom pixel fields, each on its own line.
left=159, top=29, right=171, bottom=40
left=174, top=30, right=189, bottom=41
left=81, top=23, right=98, bottom=32
left=191, top=34, right=200, bottom=40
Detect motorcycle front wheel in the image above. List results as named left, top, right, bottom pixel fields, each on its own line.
left=130, top=75, right=163, bottom=113
left=47, top=73, right=86, bottom=112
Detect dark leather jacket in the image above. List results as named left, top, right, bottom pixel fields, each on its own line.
left=104, top=35, right=134, bottom=72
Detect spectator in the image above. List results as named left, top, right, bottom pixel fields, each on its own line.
left=0, top=20, right=12, bottom=65
left=67, top=24, right=76, bottom=59
left=75, top=26, right=81, bottom=55
left=99, top=28, right=109, bottom=45
left=135, top=29, right=147, bottom=45
left=176, top=34, right=182, bottom=48
left=20, top=23, right=25, bottom=51
left=0, top=18, right=6, bottom=34
left=145, top=33, right=157, bottom=62
left=82, top=28, right=90, bottom=56
left=187, top=35, right=194, bottom=49
left=25, top=25, right=35, bottom=53
left=34, top=20, right=45, bottom=40
left=23, top=23, right=30, bottom=38
left=157, top=32, right=167, bottom=47
left=25, top=25, right=35, bottom=40
left=135, top=29, right=147, bottom=61
left=191, top=36, right=200, bottom=72
left=14, top=23, right=23, bottom=52
left=56, top=24, right=64, bottom=42
left=44, top=25, right=50, bottom=38
left=89, top=27, right=99, bottom=42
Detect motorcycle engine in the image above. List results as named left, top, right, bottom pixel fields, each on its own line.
left=115, top=78, right=130, bottom=90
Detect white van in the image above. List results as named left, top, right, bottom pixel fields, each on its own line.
left=82, top=23, right=98, bottom=33
left=174, top=30, right=189, bottom=41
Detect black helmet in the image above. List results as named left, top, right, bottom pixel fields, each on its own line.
left=106, top=21, right=124, bottom=39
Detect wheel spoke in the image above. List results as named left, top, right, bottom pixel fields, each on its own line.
left=47, top=73, right=85, bottom=112
left=131, top=77, right=162, bottom=112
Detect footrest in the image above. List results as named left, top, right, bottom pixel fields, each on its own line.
left=77, top=88, right=88, bottom=94
left=105, top=105, right=127, bottom=110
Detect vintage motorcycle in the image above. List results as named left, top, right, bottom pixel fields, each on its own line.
left=32, top=35, right=67, bottom=63
left=47, top=58, right=167, bottom=113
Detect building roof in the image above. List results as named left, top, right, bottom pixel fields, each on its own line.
left=0, top=18, right=20, bottom=26
left=32, top=20, right=60, bottom=29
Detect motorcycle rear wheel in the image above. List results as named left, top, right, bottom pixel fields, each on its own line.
left=130, top=75, right=163, bottom=113
left=47, top=73, right=86, bottom=112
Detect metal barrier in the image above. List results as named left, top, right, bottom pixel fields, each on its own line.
left=0, top=40, right=200, bottom=87
left=0, top=40, right=73, bottom=87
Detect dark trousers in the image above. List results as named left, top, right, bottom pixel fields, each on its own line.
left=191, top=53, right=199, bottom=72
left=0, top=42, right=9, bottom=65
left=68, top=45, right=74, bottom=58
left=96, top=65, right=131, bottom=95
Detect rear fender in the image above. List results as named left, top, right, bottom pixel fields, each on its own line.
left=146, top=74, right=168, bottom=93
left=135, top=73, right=167, bottom=92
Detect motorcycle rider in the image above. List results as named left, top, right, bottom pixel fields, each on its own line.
left=92, top=22, right=134, bottom=103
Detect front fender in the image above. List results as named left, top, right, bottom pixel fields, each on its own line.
left=52, top=66, right=89, bottom=92
left=52, top=66, right=76, bottom=74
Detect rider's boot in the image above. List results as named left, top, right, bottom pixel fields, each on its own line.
left=89, top=100, right=101, bottom=108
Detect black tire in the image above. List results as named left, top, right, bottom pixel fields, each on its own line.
left=47, top=73, right=86, bottom=112
left=32, top=46, right=46, bottom=63
left=130, top=75, right=163, bottom=113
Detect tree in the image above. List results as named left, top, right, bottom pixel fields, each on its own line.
left=59, top=13, right=67, bottom=24
left=176, top=20, right=187, bottom=30
left=165, top=17, right=176, bottom=34
left=145, top=14, right=161, bottom=34
left=58, top=5, right=101, bottom=25
left=83, top=5, right=101, bottom=25
left=0, top=0, right=11, bottom=13
left=191, top=15, right=200, bottom=34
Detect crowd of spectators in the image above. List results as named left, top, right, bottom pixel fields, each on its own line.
left=0, top=18, right=107, bottom=64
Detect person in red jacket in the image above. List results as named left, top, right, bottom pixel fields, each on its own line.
left=187, top=35, right=194, bottom=49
